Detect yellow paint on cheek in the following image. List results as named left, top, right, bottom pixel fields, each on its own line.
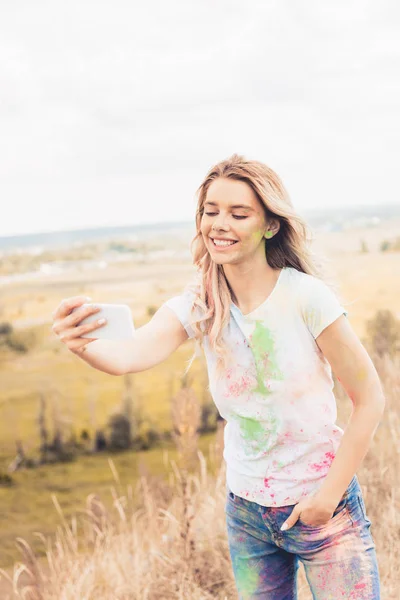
left=249, top=230, right=264, bottom=244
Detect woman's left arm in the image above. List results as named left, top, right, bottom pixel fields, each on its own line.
left=313, top=314, right=386, bottom=508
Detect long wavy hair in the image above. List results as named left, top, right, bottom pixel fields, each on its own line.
left=182, top=153, right=347, bottom=378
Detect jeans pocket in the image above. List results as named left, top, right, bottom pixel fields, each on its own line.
left=298, top=495, right=351, bottom=530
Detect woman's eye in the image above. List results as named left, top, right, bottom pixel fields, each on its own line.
left=204, top=212, right=247, bottom=220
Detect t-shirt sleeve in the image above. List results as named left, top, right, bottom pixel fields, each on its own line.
left=299, top=275, right=348, bottom=340
left=160, top=289, right=197, bottom=339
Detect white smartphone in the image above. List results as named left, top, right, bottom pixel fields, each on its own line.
left=72, top=303, right=135, bottom=340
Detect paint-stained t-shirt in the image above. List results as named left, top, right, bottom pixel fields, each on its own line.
left=161, top=266, right=348, bottom=507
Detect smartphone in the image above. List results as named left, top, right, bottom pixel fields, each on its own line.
left=72, top=303, right=135, bottom=340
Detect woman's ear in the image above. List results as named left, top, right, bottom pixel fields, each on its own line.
left=264, top=219, right=280, bottom=239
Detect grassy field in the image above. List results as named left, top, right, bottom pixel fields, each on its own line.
left=0, top=430, right=218, bottom=567
left=0, top=219, right=399, bottom=595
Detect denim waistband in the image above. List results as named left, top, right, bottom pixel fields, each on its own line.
left=226, top=474, right=360, bottom=505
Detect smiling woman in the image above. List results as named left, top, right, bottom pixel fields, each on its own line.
left=52, top=152, right=385, bottom=600
left=158, top=153, right=385, bottom=599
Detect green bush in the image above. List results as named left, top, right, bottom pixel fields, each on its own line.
left=380, top=240, right=391, bottom=252
left=0, top=322, right=38, bottom=354
left=132, top=421, right=161, bottom=451
left=107, top=413, right=131, bottom=451
left=0, top=472, right=14, bottom=486
left=199, top=402, right=219, bottom=434
left=147, top=305, right=157, bottom=317
left=365, top=309, right=400, bottom=357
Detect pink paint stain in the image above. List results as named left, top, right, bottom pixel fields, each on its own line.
left=223, top=367, right=255, bottom=398
left=309, top=451, right=335, bottom=472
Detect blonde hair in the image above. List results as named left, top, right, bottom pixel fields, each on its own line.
left=183, top=153, right=345, bottom=378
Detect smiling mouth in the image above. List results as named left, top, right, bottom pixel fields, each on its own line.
left=210, top=238, right=239, bottom=247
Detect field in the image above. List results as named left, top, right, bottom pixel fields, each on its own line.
left=0, top=218, right=399, bottom=597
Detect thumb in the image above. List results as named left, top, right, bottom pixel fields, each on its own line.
left=280, top=506, right=301, bottom=531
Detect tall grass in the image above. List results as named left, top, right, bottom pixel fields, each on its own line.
left=0, top=353, right=398, bottom=599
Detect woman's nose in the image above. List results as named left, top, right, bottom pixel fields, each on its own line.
left=212, top=215, right=230, bottom=230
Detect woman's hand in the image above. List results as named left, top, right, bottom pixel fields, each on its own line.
left=280, top=492, right=340, bottom=531
left=51, top=295, right=106, bottom=355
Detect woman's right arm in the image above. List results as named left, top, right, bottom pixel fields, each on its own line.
left=51, top=296, right=189, bottom=376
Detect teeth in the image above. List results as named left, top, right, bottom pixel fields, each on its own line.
left=213, top=239, right=236, bottom=246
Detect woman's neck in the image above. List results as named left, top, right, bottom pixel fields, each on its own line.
left=223, top=258, right=282, bottom=315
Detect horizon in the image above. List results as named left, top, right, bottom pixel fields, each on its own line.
left=1, top=200, right=399, bottom=241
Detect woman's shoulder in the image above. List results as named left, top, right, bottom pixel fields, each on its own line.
left=284, top=267, right=338, bottom=310
left=284, top=266, right=312, bottom=288
left=285, top=266, right=325, bottom=288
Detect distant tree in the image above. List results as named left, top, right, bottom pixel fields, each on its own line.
left=0, top=322, right=28, bottom=353
left=0, top=471, right=14, bottom=486
left=50, top=394, right=64, bottom=456
left=380, top=240, right=391, bottom=252
left=105, top=374, right=135, bottom=451
left=147, top=305, right=157, bottom=317
left=121, top=374, right=133, bottom=445
left=365, top=309, right=400, bottom=357
left=108, top=413, right=131, bottom=451
left=94, top=429, right=107, bottom=452
left=38, top=394, right=49, bottom=463
left=0, top=323, right=12, bottom=335
left=360, top=239, right=369, bottom=253
left=199, top=402, right=219, bottom=434
left=80, top=429, right=90, bottom=441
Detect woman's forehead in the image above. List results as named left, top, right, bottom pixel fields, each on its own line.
left=205, top=177, right=259, bottom=208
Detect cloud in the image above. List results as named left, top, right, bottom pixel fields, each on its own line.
left=0, top=1, right=399, bottom=235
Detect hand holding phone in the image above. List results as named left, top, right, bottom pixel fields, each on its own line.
left=52, top=297, right=135, bottom=357
left=71, top=303, right=135, bottom=340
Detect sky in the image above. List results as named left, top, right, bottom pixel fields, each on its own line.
left=0, top=0, right=399, bottom=237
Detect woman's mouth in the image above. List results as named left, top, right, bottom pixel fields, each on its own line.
left=210, top=238, right=239, bottom=250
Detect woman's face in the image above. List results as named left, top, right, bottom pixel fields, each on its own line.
left=200, top=177, right=271, bottom=265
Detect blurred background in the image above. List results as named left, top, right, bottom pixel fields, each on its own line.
left=0, top=2, right=399, bottom=598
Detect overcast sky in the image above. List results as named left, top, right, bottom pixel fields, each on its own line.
left=0, top=0, right=399, bottom=237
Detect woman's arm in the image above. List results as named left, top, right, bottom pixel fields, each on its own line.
left=52, top=296, right=190, bottom=376
left=80, top=306, right=190, bottom=375
left=312, top=314, right=386, bottom=508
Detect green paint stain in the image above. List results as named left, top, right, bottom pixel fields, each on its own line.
left=235, top=557, right=259, bottom=597
left=234, top=410, right=280, bottom=454
left=249, top=321, right=284, bottom=395
left=237, top=415, right=265, bottom=442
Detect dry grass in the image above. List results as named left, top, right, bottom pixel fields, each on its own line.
left=0, top=351, right=398, bottom=600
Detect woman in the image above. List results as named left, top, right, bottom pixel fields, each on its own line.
left=52, top=154, right=384, bottom=599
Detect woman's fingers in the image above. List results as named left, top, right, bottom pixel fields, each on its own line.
left=51, top=296, right=107, bottom=355
left=52, top=295, right=91, bottom=321
left=60, top=303, right=101, bottom=331
left=59, top=317, right=107, bottom=342
left=52, top=298, right=100, bottom=336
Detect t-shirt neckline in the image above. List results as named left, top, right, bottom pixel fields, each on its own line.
left=230, top=267, right=287, bottom=318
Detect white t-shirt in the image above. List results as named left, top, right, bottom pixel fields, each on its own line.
left=161, top=266, right=348, bottom=507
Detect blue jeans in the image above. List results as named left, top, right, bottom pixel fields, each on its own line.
left=225, top=475, right=381, bottom=599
